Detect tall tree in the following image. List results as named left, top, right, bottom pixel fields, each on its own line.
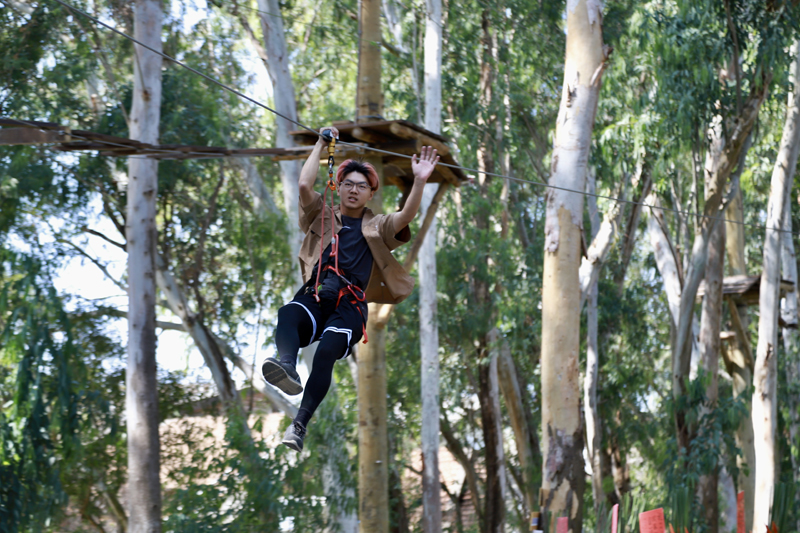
left=540, top=0, right=607, bottom=528
left=723, top=143, right=757, bottom=531
left=779, top=189, right=800, bottom=532
left=472, top=10, right=506, bottom=532
left=355, top=1, right=389, bottom=531
left=752, top=40, right=800, bottom=532
left=420, top=0, right=444, bottom=529
left=697, top=214, right=726, bottom=533
left=126, top=0, right=163, bottom=530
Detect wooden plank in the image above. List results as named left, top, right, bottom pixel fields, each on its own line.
left=0, top=118, right=60, bottom=129
left=727, top=296, right=754, bottom=368
left=0, top=127, right=64, bottom=145
left=389, top=122, right=450, bottom=155
left=352, top=126, right=390, bottom=144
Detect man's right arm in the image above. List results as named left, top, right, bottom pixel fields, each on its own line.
left=298, top=126, right=339, bottom=207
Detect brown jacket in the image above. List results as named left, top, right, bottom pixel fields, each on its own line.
left=298, top=191, right=415, bottom=304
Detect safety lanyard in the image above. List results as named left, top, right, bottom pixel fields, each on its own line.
left=313, top=132, right=338, bottom=303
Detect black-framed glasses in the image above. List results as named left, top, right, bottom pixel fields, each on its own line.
left=341, top=180, right=371, bottom=192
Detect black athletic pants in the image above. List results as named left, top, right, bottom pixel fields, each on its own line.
left=275, top=285, right=366, bottom=428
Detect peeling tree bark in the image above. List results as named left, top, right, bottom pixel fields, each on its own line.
left=540, top=1, right=607, bottom=529
left=752, top=42, right=800, bottom=533
left=126, top=0, right=163, bottom=530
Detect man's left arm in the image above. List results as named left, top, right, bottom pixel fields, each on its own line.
left=392, top=146, right=440, bottom=234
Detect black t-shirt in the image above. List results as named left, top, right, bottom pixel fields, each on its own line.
left=312, top=215, right=373, bottom=290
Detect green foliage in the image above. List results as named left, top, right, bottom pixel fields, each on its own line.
left=4, top=0, right=800, bottom=529
left=162, top=413, right=286, bottom=532
left=770, top=483, right=796, bottom=533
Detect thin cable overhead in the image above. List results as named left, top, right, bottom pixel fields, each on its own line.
left=29, top=0, right=799, bottom=236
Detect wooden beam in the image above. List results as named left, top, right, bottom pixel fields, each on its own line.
left=727, top=296, right=754, bottom=369
left=0, top=127, right=65, bottom=145
left=389, top=122, right=450, bottom=155
left=352, top=126, right=389, bottom=144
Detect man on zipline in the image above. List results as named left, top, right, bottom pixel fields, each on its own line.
left=262, top=125, right=440, bottom=451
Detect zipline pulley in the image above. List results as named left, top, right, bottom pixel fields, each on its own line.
left=322, top=128, right=337, bottom=190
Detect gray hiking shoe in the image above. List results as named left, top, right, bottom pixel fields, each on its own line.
left=282, top=421, right=307, bottom=452
left=261, top=357, right=303, bottom=396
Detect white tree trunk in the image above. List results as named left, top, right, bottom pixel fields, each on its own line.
left=540, top=1, right=606, bottom=526
left=698, top=217, right=725, bottom=533
left=420, top=0, right=443, bottom=528
left=126, top=0, right=163, bottom=530
left=645, top=194, right=701, bottom=364
left=673, top=79, right=768, bottom=416
left=724, top=184, right=757, bottom=529
left=231, top=157, right=280, bottom=217
left=753, top=40, right=800, bottom=532
left=779, top=191, right=800, bottom=530
left=497, top=342, right=537, bottom=514
left=578, top=176, right=626, bottom=309
left=486, top=328, right=507, bottom=533
left=255, top=0, right=304, bottom=287
left=583, top=174, right=603, bottom=511
left=719, top=467, right=738, bottom=533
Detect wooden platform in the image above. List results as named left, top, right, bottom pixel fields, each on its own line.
left=1, top=118, right=468, bottom=188
left=697, top=274, right=795, bottom=306
left=288, top=119, right=468, bottom=187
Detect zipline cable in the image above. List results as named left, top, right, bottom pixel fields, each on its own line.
left=20, top=0, right=800, bottom=236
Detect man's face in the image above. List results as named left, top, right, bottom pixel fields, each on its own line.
left=338, top=171, right=375, bottom=210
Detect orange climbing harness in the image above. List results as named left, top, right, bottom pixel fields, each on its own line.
left=311, top=130, right=368, bottom=344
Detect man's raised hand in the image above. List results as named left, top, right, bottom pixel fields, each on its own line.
left=318, top=126, right=340, bottom=144
left=411, top=146, right=440, bottom=182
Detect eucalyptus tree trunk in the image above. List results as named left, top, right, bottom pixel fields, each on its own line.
left=698, top=219, right=725, bottom=533
left=473, top=13, right=506, bottom=532
left=580, top=169, right=629, bottom=511
left=126, top=0, right=163, bottom=530
left=583, top=174, right=603, bottom=511
left=479, top=330, right=506, bottom=533
left=154, top=255, right=248, bottom=424
left=419, top=0, right=443, bottom=529
left=645, top=194, right=701, bottom=366
left=251, top=0, right=304, bottom=286
left=498, top=342, right=538, bottom=514
left=752, top=41, right=800, bottom=533
left=540, top=1, right=607, bottom=528
left=355, top=2, right=388, bottom=529
left=724, top=171, right=756, bottom=531
left=778, top=193, right=800, bottom=533
left=672, top=79, right=767, bottom=454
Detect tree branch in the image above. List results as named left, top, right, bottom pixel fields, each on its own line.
left=58, top=239, right=127, bottom=292
left=81, top=226, right=127, bottom=251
